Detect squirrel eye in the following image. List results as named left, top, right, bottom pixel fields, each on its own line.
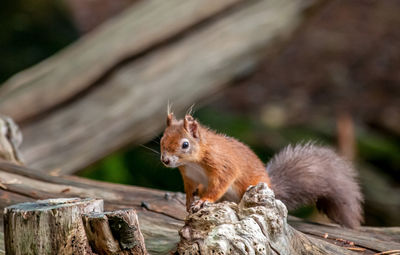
left=182, top=141, right=189, bottom=149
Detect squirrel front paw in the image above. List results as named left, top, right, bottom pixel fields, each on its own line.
left=189, top=199, right=210, bottom=214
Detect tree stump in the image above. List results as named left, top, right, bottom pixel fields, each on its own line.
left=3, top=197, right=103, bottom=255
left=177, top=183, right=356, bottom=254
left=82, top=209, right=147, bottom=255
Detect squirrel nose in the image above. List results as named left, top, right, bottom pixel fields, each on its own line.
left=161, top=156, right=170, bottom=165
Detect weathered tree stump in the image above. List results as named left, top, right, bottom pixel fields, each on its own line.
left=177, top=183, right=356, bottom=254
left=4, top=197, right=103, bottom=255
left=82, top=209, right=147, bottom=255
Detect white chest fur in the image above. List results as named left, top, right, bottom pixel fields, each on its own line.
left=183, top=163, right=240, bottom=203
left=184, top=163, right=208, bottom=187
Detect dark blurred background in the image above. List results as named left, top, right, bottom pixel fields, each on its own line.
left=1, top=0, right=399, bottom=227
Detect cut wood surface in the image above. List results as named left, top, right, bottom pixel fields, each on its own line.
left=0, top=161, right=399, bottom=254
left=4, top=197, right=148, bottom=255
left=0, top=0, right=321, bottom=175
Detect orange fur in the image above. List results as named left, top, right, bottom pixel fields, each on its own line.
left=160, top=113, right=363, bottom=228
left=179, top=167, right=198, bottom=211
left=160, top=114, right=270, bottom=209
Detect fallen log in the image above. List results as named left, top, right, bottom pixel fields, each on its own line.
left=0, top=113, right=400, bottom=254
left=0, top=161, right=400, bottom=254
left=0, top=0, right=323, bottom=175
left=0, top=0, right=242, bottom=122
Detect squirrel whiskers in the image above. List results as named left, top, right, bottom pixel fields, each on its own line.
left=160, top=113, right=363, bottom=228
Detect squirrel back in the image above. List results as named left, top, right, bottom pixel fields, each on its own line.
left=267, top=143, right=363, bottom=228
left=160, top=113, right=363, bottom=228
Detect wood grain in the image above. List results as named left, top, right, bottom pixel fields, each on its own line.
left=4, top=198, right=103, bottom=254
left=83, top=209, right=147, bottom=254
left=0, top=0, right=242, bottom=123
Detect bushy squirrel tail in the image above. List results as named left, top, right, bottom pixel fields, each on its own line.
left=267, top=143, right=363, bottom=228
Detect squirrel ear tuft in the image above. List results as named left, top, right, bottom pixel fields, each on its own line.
left=184, top=115, right=199, bottom=138
left=167, top=113, right=175, bottom=126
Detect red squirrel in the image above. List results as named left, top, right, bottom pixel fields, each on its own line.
left=160, top=112, right=363, bottom=228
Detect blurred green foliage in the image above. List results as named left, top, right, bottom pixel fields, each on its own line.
left=80, top=143, right=184, bottom=192
left=358, top=129, right=400, bottom=180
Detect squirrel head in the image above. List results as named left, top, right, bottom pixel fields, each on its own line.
left=160, top=113, right=202, bottom=168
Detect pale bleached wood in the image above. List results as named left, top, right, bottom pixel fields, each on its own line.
left=177, top=183, right=356, bottom=254
left=5, top=0, right=319, bottom=175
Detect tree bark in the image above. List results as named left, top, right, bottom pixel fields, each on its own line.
left=83, top=209, right=147, bottom=255
left=177, top=183, right=356, bottom=254
left=3, top=198, right=103, bottom=255
left=0, top=0, right=322, bottom=175
left=4, top=198, right=148, bottom=255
